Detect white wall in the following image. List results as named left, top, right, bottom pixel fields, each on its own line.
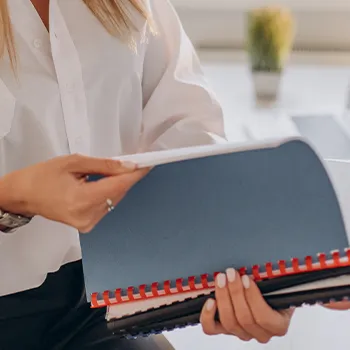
left=172, top=0, right=350, bottom=52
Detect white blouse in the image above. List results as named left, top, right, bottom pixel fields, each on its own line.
left=0, top=0, right=225, bottom=297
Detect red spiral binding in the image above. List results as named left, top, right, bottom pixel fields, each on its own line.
left=164, top=281, right=171, bottom=295
left=201, top=274, right=209, bottom=288
left=115, top=289, right=122, bottom=303
left=332, top=251, right=341, bottom=266
left=103, top=291, right=111, bottom=306
left=139, top=285, right=147, bottom=299
left=127, top=287, right=135, bottom=301
left=90, top=248, right=350, bottom=308
left=176, top=278, right=184, bottom=292
left=151, top=283, right=159, bottom=297
left=279, top=260, right=287, bottom=274
left=252, top=265, right=260, bottom=281
left=305, top=256, right=313, bottom=270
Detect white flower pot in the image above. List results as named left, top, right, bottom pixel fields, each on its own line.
left=252, top=71, right=281, bottom=101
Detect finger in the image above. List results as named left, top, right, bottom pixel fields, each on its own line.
left=78, top=174, right=145, bottom=232
left=200, top=298, right=228, bottom=336
left=214, top=273, right=252, bottom=341
left=65, top=154, right=138, bottom=175
left=323, top=301, right=350, bottom=310
left=242, top=275, right=293, bottom=337
left=226, top=269, right=272, bottom=344
left=77, top=168, right=151, bottom=232
left=89, top=168, right=151, bottom=203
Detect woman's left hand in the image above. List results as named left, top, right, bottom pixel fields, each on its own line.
left=200, top=269, right=294, bottom=344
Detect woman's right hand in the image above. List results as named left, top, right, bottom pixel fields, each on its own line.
left=0, top=154, right=149, bottom=233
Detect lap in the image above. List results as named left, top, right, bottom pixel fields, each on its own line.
left=49, top=303, right=174, bottom=350
left=67, top=331, right=173, bottom=350
left=0, top=261, right=174, bottom=350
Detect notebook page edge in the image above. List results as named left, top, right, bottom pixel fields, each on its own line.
left=106, top=274, right=350, bottom=321
left=324, top=159, right=350, bottom=241
left=111, top=136, right=303, bottom=168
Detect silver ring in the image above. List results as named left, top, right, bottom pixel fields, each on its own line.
left=106, top=198, right=114, bottom=212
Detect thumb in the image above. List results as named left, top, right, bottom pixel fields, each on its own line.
left=65, top=154, right=137, bottom=176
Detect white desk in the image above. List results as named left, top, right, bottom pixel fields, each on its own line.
left=165, top=59, right=350, bottom=349
left=211, top=62, right=350, bottom=140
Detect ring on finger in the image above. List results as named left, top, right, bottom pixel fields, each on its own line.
left=106, top=198, right=115, bottom=212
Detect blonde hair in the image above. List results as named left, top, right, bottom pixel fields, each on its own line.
left=0, top=0, right=152, bottom=71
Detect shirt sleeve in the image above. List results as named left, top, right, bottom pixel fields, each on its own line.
left=139, top=0, right=227, bottom=152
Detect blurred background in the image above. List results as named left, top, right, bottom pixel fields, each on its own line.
left=164, top=1, right=350, bottom=349
left=174, top=0, right=350, bottom=59
left=165, top=0, right=350, bottom=144
left=172, top=0, right=350, bottom=58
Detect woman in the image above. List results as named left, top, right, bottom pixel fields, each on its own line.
left=0, top=0, right=348, bottom=349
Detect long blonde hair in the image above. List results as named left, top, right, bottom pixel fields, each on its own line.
left=0, top=0, right=152, bottom=71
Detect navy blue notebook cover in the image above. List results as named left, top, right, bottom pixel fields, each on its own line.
left=80, top=138, right=350, bottom=309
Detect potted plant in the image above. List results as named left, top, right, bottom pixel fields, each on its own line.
left=246, top=6, right=295, bottom=101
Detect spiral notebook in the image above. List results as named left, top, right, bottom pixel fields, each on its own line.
left=80, top=137, right=350, bottom=337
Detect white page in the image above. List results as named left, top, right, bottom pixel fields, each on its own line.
left=324, top=159, right=350, bottom=239
left=112, top=136, right=299, bottom=168
left=107, top=272, right=350, bottom=320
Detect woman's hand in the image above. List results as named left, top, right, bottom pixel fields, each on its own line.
left=0, top=154, right=149, bottom=232
left=200, top=269, right=294, bottom=344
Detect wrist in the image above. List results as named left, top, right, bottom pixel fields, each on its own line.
left=0, top=175, right=34, bottom=232
left=0, top=174, right=34, bottom=217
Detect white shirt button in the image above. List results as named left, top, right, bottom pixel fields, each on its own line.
left=33, top=39, right=42, bottom=49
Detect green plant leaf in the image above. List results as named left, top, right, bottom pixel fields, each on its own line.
left=246, top=6, right=295, bottom=72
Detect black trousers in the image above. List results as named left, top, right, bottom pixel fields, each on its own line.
left=0, top=261, right=174, bottom=350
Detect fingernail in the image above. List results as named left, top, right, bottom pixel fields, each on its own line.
left=206, top=298, right=215, bottom=311
left=120, top=161, right=137, bottom=170
left=226, top=268, right=236, bottom=283
left=216, top=273, right=226, bottom=288
left=242, top=275, right=250, bottom=289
